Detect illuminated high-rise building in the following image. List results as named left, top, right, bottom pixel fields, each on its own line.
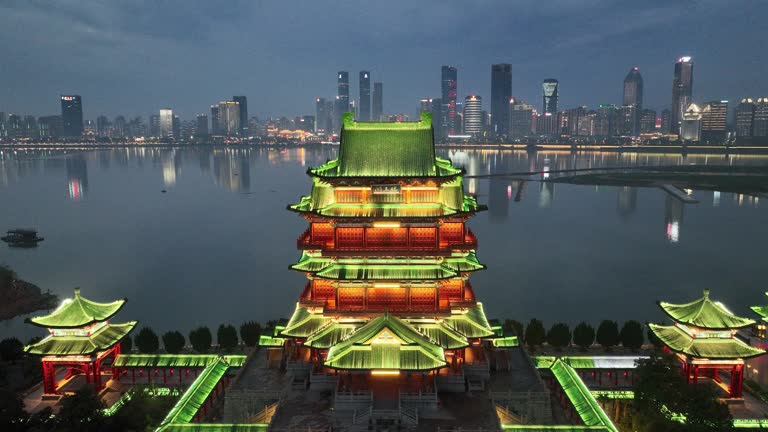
left=335, top=72, right=350, bottom=131
left=372, top=82, right=383, bottom=121
left=735, top=99, right=756, bottom=138
left=159, top=108, right=174, bottom=138
left=680, top=103, right=702, bottom=142
left=359, top=71, right=371, bottom=121
left=315, top=97, right=334, bottom=134
left=542, top=79, right=559, bottom=114
left=441, top=66, right=458, bottom=140
left=623, top=67, right=643, bottom=135
left=640, top=109, right=657, bottom=133
left=671, top=56, right=694, bottom=134
left=661, top=109, right=672, bottom=133
left=210, top=105, right=220, bottom=135
left=463, top=95, right=482, bottom=136
left=491, top=64, right=512, bottom=136
left=752, top=98, right=768, bottom=138
left=595, top=104, right=619, bottom=136
left=232, top=96, right=248, bottom=136
left=217, top=101, right=241, bottom=136
left=701, top=100, right=728, bottom=143
left=60, top=95, right=83, bottom=137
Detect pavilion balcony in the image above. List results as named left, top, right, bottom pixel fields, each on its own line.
left=296, top=227, right=478, bottom=255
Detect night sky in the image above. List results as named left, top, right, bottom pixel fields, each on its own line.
left=1, top=0, right=766, bottom=120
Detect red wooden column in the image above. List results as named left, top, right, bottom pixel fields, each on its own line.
left=42, top=361, right=56, bottom=394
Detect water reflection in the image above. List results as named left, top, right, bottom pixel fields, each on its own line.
left=66, top=154, right=88, bottom=200
left=213, top=149, right=250, bottom=192
left=665, top=195, right=684, bottom=243
left=617, top=187, right=638, bottom=219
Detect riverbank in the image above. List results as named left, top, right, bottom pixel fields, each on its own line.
left=0, top=266, right=58, bottom=321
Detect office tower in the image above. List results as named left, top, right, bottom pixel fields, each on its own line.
left=315, top=98, right=330, bottom=133
left=578, top=111, right=597, bottom=136
left=595, top=104, right=619, bottom=136
left=671, top=56, right=694, bottom=134
left=508, top=101, right=534, bottom=139
left=113, top=116, right=126, bottom=138
left=150, top=114, right=161, bottom=136
left=159, top=109, right=174, bottom=138
left=618, top=105, right=638, bottom=136
left=563, top=106, right=586, bottom=135
left=0, top=112, right=6, bottom=138
left=430, top=98, right=442, bottom=140
left=754, top=98, right=768, bottom=138
left=60, top=95, right=83, bottom=137
left=210, top=105, right=220, bottom=135
left=172, top=115, right=181, bottom=140
left=536, top=112, right=559, bottom=135
left=623, top=67, right=643, bottom=135
left=640, top=109, right=657, bottom=133
left=38, top=115, right=62, bottom=139
left=96, top=115, right=110, bottom=137
left=232, top=96, right=248, bottom=136
left=359, top=71, right=371, bottom=120
left=491, top=64, right=512, bottom=136
left=661, top=109, right=672, bottom=133
left=542, top=79, right=559, bottom=114
left=196, top=114, right=209, bottom=136
left=334, top=71, right=350, bottom=131
left=680, top=104, right=702, bottom=142
left=441, top=66, right=458, bottom=140
left=217, top=101, right=241, bottom=135
left=735, top=99, right=756, bottom=138
left=701, top=100, right=728, bottom=143
left=372, top=82, right=383, bottom=121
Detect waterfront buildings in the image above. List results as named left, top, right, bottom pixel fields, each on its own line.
left=373, top=82, right=383, bottom=121
left=671, top=56, right=694, bottom=134
left=542, top=79, right=559, bottom=114
left=640, top=109, right=657, bottom=133
left=491, top=64, right=512, bottom=137
left=649, top=290, right=764, bottom=397
left=509, top=99, right=535, bottom=139
left=24, top=288, right=136, bottom=394
left=315, top=97, right=333, bottom=134
left=196, top=114, right=209, bottom=136
left=159, top=108, right=174, bottom=138
left=700, top=100, right=728, bottom=143
left=60, top=95, right=83, bottom=137
left=736, top=99, right=756, bottom=138
left=754, top=98, right=768, bottom=138
left=215, top=101, right=241, bottom=136
left=595, top=104, right=618, bottom=137
left=622, top=67, right=643, bottom=135
left=232, top=96, right=248, bottom=136
left=441, top=66, right=458, bottom=141
left=359, top=71, right=371, bottom=121
left=680, top=103, right=703, bottom=142
left=661, top=108, right=672, bottom=134
left=463, top=95, right=483, bottom=136
left=335, top=72, right=350, bottom=131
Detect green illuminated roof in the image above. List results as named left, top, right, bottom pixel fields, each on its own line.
left=411, top=321, right=469, bottom=349
left=444, top=303, right=495, bottom=338
left=658, top=290, right=755, bottom=330
left=550, top=359, right=618, bottom=431
left=27, top=288, right=127, bottom=328
left=258, top=324, right=286, bottom=347
left=25, top=322, right=136, bottom=356
left=648, top=324, right=765, bottom=359
left=281, top=304, right=333, bottom=338
left=308, top=112, right=462, bottom=179
left=305, top=321, right=364, bottom=349
left=114, top=354, right=246, bottom=368
left=289, top=198, right=483, bottom=219
left=750, top=292, right=768, bottom=321
left=160, top=357, right=230, bottom=426
left=291, top=253, right=483, bottom=280
left=324, top=313, right=446, bottom=370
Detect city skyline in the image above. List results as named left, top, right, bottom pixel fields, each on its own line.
left=1, top=1, right=766, bottom=119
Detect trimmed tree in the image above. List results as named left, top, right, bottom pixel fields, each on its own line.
left=546, top=323, right=571, bottom=351
left=162, top=331, right=185, bottom=354
left=620, top=320, right=645, bottom=351
left=240, top=321, right=262, bottom=347
left=217, top=324, right=239, bottom=352
left=0, top=338, right=24, bottom=362
left=596, top=320, right=620, bottom=351
left=524, top=319, right=546, bottom=350
left=503, top=319, right=525, bottom=343
left=121, top=335, right=133, bottom=353
left=573, top=322, right=595, bottom=351
left=135, top=327, right=159, bottom=354
left=189, top=327, right=212, bottom=353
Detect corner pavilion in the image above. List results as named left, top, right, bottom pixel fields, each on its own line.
left=25, top=288, right=136, bottom=394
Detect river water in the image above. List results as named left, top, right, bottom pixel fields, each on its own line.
left=1, top=146, right=767, bottom=341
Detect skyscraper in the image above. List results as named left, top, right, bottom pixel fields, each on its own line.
left=159, top=109, right=174, bottom=138
left=315, top=97, right=333, bottom=134
left=509, top=99, right=535, bottom=139
left=542, top=79, right=559, bottom=114
left=661, top=109, right=672, bottom=133
left=463, top=95, right=482, bottom=136
left=680, top=104, right=702, bottom=142
left=441, top=66, right=458, bottom=140
left=700, top=100, right=728, bottom=143
left=623, top=67, right=643, bottom=135
left=735, top=99, right=756, bottom=138
left=210, top=105, right=220, bottom=135
left=753, top=98, right=768, bottom=138
left=596, top=104, right=619, bottom=136
left=640, top=109, right=657, bottom=134
left=196, top=114, right=209, bottom=136
left=372, top=82, right=383, bottom=121
left=232, top=96, right=248, bottom=136
left=491, top=64, right=512, bottom=137
left=335, top=72, right=350, bottom=130
left=671, top=57, right=694, bottom=134
left=217, top=101, right=241, bottom=136
left=430, top=98, right=442, bottom=140
left=60, top=95, right=83, bottom=137
left=359, top=71, right=371, bottom=120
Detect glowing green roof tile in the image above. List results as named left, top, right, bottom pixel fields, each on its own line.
left=25, top=321, right=136, bottom=356
left=410, top=321, right=469, bottom=349
left=324, top=313, right=446, bottom=370
left=750, top=292, right=768, bottom=322
left=315, top=263, right=457, bottom=280
left=281, top=304, right=332, bottom=338
left=658, top=289, right=755, bottom=330
left=113, top=354, right=246, bottom=368
left=304, top=321, right=363, bottom=349
left=28, top=288, right=127, bottom=328
left=160, top=357, right=230, bottom=426
left=442, top=252, right=485, bottom=272
left=444, top=303, right=495, bottom=339
left=550, top=359, right=618, bottom=431
left=648, top=324, right=765, bottom=359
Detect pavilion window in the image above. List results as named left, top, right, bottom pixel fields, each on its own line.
left=335, top=189, right=363, bottom=203
left=365, top=227, right=408, bottom=249
left=440, top=279, right=464, bottom=302
left=409, top=227, right=437, bottom=249
left=337, top=287, right=365, bottom=310
left=312, top=280, right=335, bottom=300
left=367, top=287, right=408, bottom=310
left=336, top=227, right=365, bottom=249
left=410, top=287, right=437, bottom=310
left=410, top=189, right=438, bottom=203
left=311, top=223, right=335, bottom=246
left=439, top=223, right=464, bottom=247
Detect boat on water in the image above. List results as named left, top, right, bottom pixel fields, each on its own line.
left=1, top=229, right=44, bottom=247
